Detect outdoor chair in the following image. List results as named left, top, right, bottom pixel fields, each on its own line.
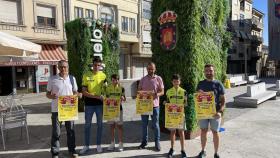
left=0, top=110, right=29, bottom=150
left=0, top=93, right=29, bottom=150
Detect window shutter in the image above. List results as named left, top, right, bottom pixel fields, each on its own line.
left=37, top=5, right=54, bottom=18
left=143, top=31, right=151, bottom=43
left=0, top=0, right=20, bottom=24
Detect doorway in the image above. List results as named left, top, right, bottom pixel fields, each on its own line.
left=0, top=67, right=13, bottom=95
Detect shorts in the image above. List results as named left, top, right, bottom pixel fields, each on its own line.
left=107, top=110, right=123, bottom=125
left=199, top=117, right=221, bottom=132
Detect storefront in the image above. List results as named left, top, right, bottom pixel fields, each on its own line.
left=0, top=45, right=66, bottom=95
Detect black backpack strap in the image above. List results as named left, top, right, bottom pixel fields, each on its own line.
left=69, top=75, right=75, bottom=92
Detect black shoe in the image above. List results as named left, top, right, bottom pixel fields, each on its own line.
left=138, top=142, right=147, bottom=149
left=214, top=153, right=220, bottom=158
left=167, top=148, right=174, bottom=158
left=155, top=142, right=161, bottom=151
left=197, top=150, right=206, bottom=158
left=181, top=150, right=187, bottom=158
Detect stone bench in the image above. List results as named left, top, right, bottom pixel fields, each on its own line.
left=248, top=75, right=261, bottom=84
left=234, top=82, right=277, bottom=108
left=268, top=80, right=280, bottom=96
left=230, top=76, right=247, bottom=87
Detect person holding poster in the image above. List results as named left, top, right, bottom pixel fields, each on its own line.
left=80, top=57, right=106, bottom=155
left=164, top=74, right=187, bottom=158
left=138, top=62, right=164, bottom=151
left=46, top=60, right=79, bottom=158
left=105, top=74, right=126, bottom=152
left=196, top=64, right=225, bottom=158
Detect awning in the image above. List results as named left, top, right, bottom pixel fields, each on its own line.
left=39, top=45, right=67, bottom=61
left=0, top=31, right=41, bottom=56
left=0, top=45, right=67, bottom=66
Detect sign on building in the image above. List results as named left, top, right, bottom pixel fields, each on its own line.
left=38, top=65, right=50, bottom=84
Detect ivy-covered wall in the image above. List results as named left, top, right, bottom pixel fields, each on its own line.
left=65, top=18, right=120, bottom=92
left=151, top=0, right=230, bottom=131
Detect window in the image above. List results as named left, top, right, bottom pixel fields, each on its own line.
left=100, top=6, right=114, bottom=23
left=240, top=0, right=245, bottom=11
left=129, top=18, right=136, bottom=33
left=238, top=53, right=244, bottom=58
left=143, top=0, right=151, bottom=19
left=239, top=14, right=244, bottom=27
left=234, top=14, right=238, bottom=20
left=74, top=7, right=83, bottom=18
left=121, top=16, right=128, bottom=32
left=85, top=9, right=94, bottom=20
left=36, top=4, right=56, bottom=27
left=0, top=0, right=22, bottom=24
left=143, top=30, right=151, bottom=43
left=246, top=4, right=250, bottom=11
left=122, top=16, right=136, bottom=33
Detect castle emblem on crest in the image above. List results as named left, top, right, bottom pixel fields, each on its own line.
left=158, top=11, right=177, bottom=51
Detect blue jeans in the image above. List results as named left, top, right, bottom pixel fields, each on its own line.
left=51, top=112, right=76, bottom=155
left=84, top=105, right=103, bottom=146
left=141, top=107, right=160, bottom=144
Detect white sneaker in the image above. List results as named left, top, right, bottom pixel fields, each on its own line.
left=79, top=146, right=90, bottom=155
left=97, top=145, right=103, bottom=153
left=107, top=142, right=115, bottom=151
left=118, top=142, right=124, bottom=152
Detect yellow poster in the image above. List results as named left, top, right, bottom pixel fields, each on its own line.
left=58, top=95, right=78, bottom=122
left=103, top=98, right=121, bottom=121
left=194, top=92, right=216, bottom=120
left=136, top=91, right=154, bottom=115
left=165, top=103, right=185, bottom=129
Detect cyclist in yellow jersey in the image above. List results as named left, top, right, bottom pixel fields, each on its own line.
left=80, top=57, right=106, bottom=155
left=105, top=74, right=126, bottom=152
left=164, top=74, right=188, bottom=158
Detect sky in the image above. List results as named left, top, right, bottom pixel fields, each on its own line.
left=253, top=0, right=268, bottom=46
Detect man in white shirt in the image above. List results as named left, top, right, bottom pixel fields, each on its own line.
left=46, top=60, right=78, bottom=158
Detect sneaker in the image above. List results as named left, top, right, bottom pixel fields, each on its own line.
left=138, top=142, right=147, bottom=149
left=96, top=145, right=103, bottom=153
left=107, top=142, right=115, bottom=151
left=197, top=150, right=206, bottom=158
left=52, top=155, right=58, bottom=158
left=214, top=153, right=220, bottom=158
left=167, top=148, right=175, bottom=158
left=181, top=150, right=187, bottom=158
left=69, top=151, right=79, bottom=158
left=155, top=142, right=161, bottom=151
left=79, top=146, right=90, bottom=155
left=118, top=142, right=124, bottom=152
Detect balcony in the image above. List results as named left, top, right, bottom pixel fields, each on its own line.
left=252, top=17, right=263, bottom=31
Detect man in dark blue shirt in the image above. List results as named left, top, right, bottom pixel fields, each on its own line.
left=196, top=64, right=225, bottom=158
